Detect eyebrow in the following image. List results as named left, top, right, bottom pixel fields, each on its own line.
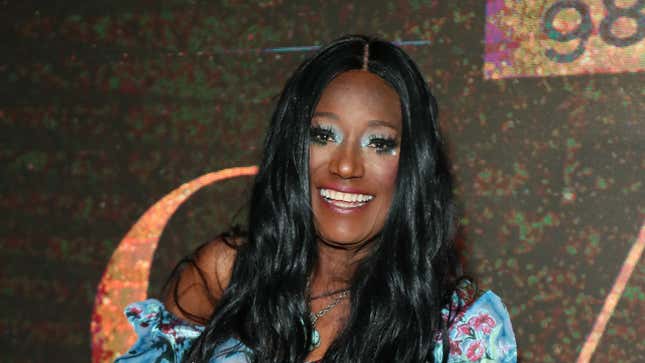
left=312, top=111, right=339, bottom=120
left=367, top=119, right=398, bottom=131
left=313, top=112, right=398, bottom=131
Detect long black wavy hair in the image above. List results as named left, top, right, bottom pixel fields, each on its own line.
left=182, top=34, right=461, bottom=363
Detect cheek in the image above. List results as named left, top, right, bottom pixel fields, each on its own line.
left=383, top=161, right=399, bottom=190
left=308, top=147, right=326, bottom=180
left=369, top=156, right=399, bottom=194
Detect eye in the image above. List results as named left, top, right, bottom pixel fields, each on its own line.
left=310, top=126, right=337, bottom=145
left=367, top=136, right=398, bottom=154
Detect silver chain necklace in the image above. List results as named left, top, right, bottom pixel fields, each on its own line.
left=308, top=289, right=350, bottom=351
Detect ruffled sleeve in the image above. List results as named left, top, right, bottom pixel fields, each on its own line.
left=434, top=289, right=517, bottom=363
left=115, top=299, right=204, bottom=363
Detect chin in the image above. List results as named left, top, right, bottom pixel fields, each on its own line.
left=317, top=231, right=375, bottom=249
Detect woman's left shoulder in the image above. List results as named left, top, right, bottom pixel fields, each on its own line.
left=436, top=287, right=518, bottom=362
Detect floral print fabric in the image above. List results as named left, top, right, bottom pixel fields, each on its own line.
left=116, top=290, right=516, bottom=362
left=114, top=299, right=202, bottom=363
left=434, top=291, right=517, bottom=362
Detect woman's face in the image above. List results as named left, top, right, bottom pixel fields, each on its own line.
left=309, top=70, right=402, bottom=248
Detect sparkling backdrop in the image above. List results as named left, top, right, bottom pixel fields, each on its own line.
left=1, top=1, right=643, bottom=362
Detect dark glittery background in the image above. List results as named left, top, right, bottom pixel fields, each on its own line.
left=1, top=1, right=643, bottom=362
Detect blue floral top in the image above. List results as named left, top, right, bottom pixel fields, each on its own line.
left=115, top=289, right=517, bottom=362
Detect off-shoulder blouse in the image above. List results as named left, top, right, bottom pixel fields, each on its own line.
left=115, top=289, right=517, bottom=362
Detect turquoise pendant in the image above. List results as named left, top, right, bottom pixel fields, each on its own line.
left=309, top=328, right=321, bottom=351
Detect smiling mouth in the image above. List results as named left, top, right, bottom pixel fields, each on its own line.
left=319, top=188, right=374, bottom=209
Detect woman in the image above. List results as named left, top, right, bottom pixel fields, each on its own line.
left=116, top=35, right=517, bottom=363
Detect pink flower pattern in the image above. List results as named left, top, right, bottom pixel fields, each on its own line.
left=468, top=313, right=497, bottom=334
left=456, top=323, right=473, bottom=337
left=434, top=284, right=516, bottom=362
left=466, top=340, right=485, bottom=361
left=449, top=339, right=463, bottom=356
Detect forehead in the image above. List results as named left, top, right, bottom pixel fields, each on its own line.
left=314, top=70, right=402, bottom=125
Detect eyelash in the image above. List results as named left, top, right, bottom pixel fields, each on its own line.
left=310, top=125, right=337, bottom=145
left=366, top=135, right=398, bottom=154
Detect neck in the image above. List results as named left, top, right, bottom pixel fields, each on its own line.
left=310, top=239, right=371, bottom=295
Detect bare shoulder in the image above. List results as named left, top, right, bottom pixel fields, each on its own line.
left=194, top=235, right=239, bottom=290
left=163, top=236, right=240, bottom=324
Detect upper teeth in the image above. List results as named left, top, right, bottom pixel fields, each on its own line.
left=320, top=189, right=374, bottom=203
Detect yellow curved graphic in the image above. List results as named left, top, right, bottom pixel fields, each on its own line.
left=576, top=221, right=645, bottom=363
left=90, top=166, right=258, bottom=363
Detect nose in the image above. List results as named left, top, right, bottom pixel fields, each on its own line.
left=329, top=142, right=364, bottom=179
